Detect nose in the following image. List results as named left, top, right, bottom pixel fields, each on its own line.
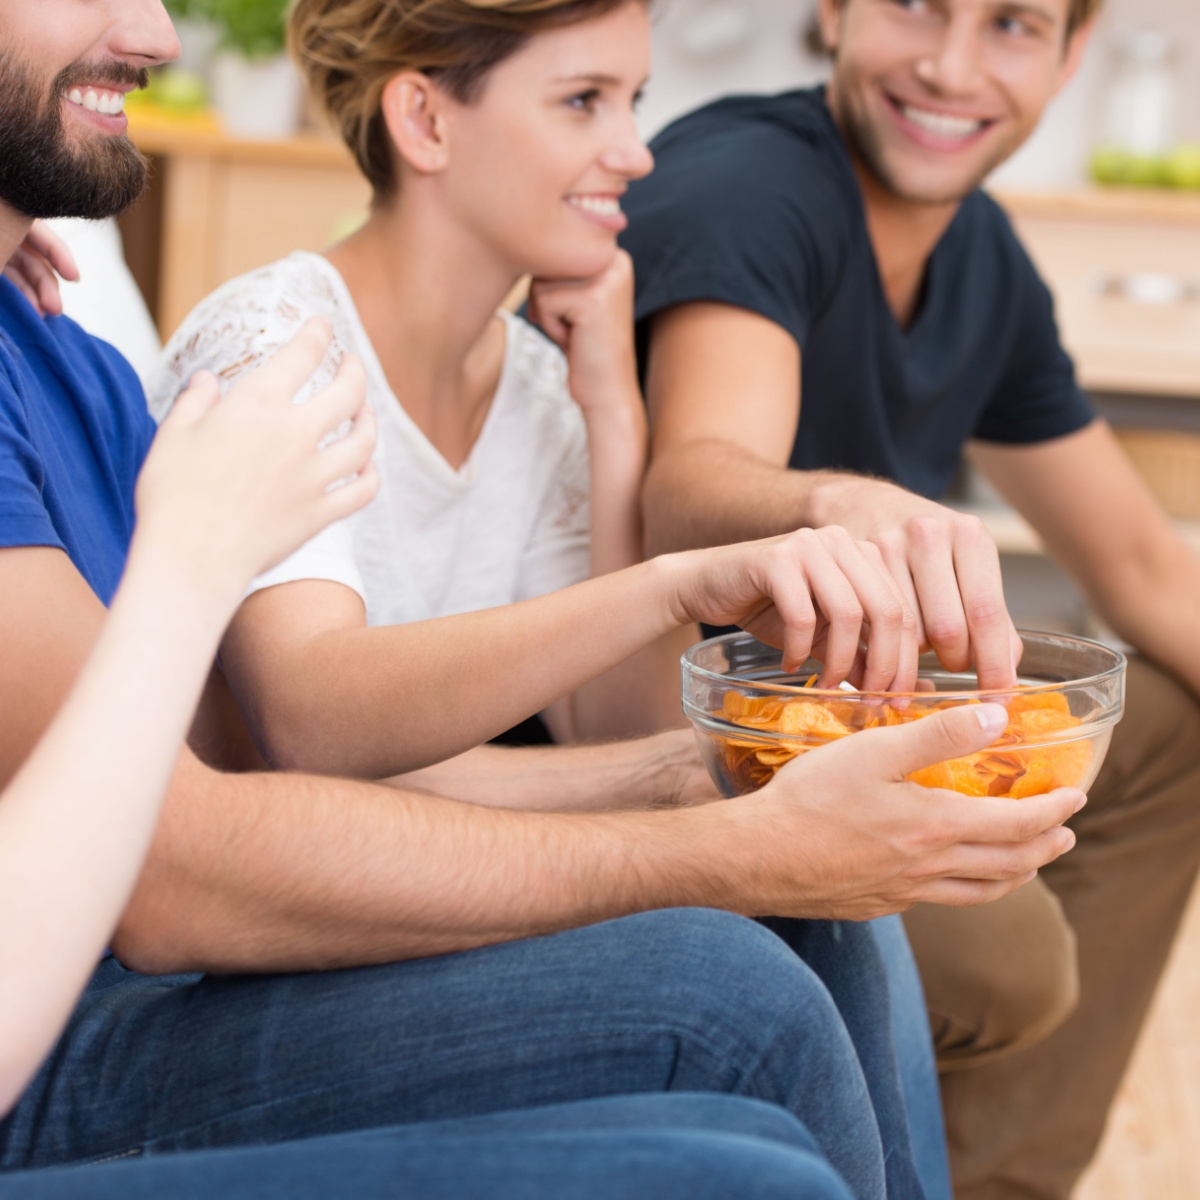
left=913, top=15, right=984, bottom=98
left=109, top=0, right=182, bottom=68
left=601, top=119, right=655, bottom=182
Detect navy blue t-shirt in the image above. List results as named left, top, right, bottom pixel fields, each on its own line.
left=0, top=277, right=154, bottom=603
left=622, top=87, right=1096, bottom=500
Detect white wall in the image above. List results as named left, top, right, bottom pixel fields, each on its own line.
left=640, top=0, right=1200, bottom=188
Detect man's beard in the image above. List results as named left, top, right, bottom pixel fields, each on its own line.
left=0, top=55, right=149, bottom=221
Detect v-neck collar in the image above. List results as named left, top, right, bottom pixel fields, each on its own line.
left=301, top=250, right=516, bottom=485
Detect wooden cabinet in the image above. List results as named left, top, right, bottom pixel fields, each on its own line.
left=960, top=189, right=1200, bottom=557
left=126, top=125, right=370, bottom=340
left=1000, top=189, right=1200, bottom=400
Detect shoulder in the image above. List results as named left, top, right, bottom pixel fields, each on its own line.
left=148, top=253, right=350, bottom=415
left=0, top=279, right=147, bottom=428
left=623, top=90, right=858, bottom=337
left=628, top=88, right=855, bottom=235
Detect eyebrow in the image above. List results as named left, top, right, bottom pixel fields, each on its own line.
left=549, top=73, right=625, bottom=86
left=992, top=1, right=1058, bottom=25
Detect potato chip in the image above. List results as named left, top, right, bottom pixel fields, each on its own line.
left=779, top=701, right=853, bottom=740
left=716, top=683, right=1092, bottom=799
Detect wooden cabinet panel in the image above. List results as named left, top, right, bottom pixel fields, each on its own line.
left=131, top=127, right=371, bottom=339
left=212, top=163, right=370, bottom=297
left=1001, top=190, right=1200, bottom=399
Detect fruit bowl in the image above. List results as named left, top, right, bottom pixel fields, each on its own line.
left=682, top=630, right=1126, bottom=799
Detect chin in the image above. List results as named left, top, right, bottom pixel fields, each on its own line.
left=878, top=153, right=993, bottom=206
left=528, top=246, right=617, bottom=281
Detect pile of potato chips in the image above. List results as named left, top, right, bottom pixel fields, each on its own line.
left=717, top=686, right=1093, bottom=798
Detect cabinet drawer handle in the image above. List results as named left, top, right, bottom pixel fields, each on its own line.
left=1090, top=271, right=1200, bottom=306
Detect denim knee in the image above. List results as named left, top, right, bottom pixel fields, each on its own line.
left=594, top=908, right=850, bottom=1080
left=666, top=1132, right=855, bottom=1200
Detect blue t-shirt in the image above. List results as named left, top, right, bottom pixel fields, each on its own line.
left=0, top=277, right=154, bottom=603
left=622, top=88, right=1097, bottom=500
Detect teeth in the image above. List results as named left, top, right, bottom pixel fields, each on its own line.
left=901, top=104, right=984, bottom=140
left=64, top=88, right=126, bottom=116
left=567, top=195, right=621, bottom=216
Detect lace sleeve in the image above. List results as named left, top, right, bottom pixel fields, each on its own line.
left=145, top=259, right=367, bottom=606
left=145, top=260, right=346, bottom=422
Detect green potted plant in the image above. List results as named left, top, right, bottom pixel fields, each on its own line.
left=189, top=0, right=300, bottom=138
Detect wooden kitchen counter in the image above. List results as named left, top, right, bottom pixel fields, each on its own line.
left=999, top=185, right=1200, bottom=227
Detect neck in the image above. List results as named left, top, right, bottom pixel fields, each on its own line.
left=327, top=190, right=517, bottom=394
left=0, top=203, right=33, bottom=274
left=853, top=158, right=959, bottom=326
left=826, top=87, right=961, bottom=327
left=323, top=186, right=518, bottom=467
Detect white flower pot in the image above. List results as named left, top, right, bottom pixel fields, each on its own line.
left=211, top=51, right=301, bottom=140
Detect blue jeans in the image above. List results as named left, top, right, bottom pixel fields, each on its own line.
left=0, top=909, right=934, bottom=1200
left=873, top=915, right=952, bottom=1200
left=0, top=1094, right=854, bottom=1199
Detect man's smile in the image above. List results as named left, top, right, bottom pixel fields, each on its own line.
left=64, top=86, right=128, bottom=116
left=881, top=90, right=998, bottom=150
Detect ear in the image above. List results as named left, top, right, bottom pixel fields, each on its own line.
left=816, top=0, right=846, bottom=54
left=379, top=72, right=451, bottom=175
left=1054, top=19, right=1096, bottom=95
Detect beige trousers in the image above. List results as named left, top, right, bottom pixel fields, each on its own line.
left=904, top=656, right=1200, bottom=1200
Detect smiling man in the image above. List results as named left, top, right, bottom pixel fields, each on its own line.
left=624, top=0, right=1200, bottom=1196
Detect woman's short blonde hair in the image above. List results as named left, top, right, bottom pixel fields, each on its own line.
left=289, top=0, right=638, bottom=199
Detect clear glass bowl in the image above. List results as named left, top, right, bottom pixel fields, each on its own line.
left=682, top=630, right=1126, bottom=799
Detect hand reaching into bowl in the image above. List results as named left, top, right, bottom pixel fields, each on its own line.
left=665, top=526, right=920, bottom=692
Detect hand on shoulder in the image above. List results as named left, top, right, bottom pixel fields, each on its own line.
left=2, top=220, right=78, bottom=317
left=134, top=318, right=379, bottom=600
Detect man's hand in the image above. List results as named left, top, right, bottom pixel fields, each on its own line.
left=805, top=477, right=1022, bottom=689
left=3, top=221, right=78, bottom=317
left=669, top=525, right=920, bottom=691
left=642, top=302, right=1022, bottom=689
left=723, top=701, right=1083, bottom=920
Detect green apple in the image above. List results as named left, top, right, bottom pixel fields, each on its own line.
left=1126, top=154, right=1167, bottom=186
left=1162, top=144, right=1200, bottom=190
left=1090, top=145, right=1137, bottom=185
left=149, top=68, right=208, bottom=114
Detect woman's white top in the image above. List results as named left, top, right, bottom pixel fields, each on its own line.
left=147, top=252, right=591, bottom=625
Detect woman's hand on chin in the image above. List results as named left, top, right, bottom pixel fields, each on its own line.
left=527, top=249, right=643, bottom=426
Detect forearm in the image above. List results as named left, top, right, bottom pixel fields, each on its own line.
left=585, top=401, right=648, bottom=577
left=1078, top=540, right=1200, bottom=697
left=236, top=558, right=688, bottom=777
left=0, top=551, right=237, bottom=1111
left=389, top=730, right=717, bottom=811
left=113, top=760, right=745, bottom=976
left=643, top=440, right=853, bottom=555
